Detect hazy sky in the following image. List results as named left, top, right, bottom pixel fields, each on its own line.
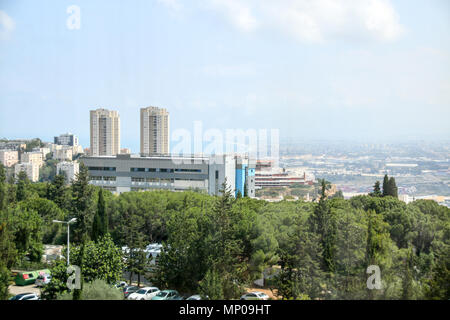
left=0, top=0, right=449, bottom=152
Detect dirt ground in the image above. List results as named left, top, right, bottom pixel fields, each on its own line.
left=8, top=284, right=42, bottom=297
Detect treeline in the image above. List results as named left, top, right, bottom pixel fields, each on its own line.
left=0, top=163, right=449, bottom=300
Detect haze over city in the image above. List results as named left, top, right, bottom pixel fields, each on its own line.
left=1, top=0, right=450, bottom=153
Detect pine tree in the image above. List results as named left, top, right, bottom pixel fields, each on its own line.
left=309, top=179, right=336, bottom=273
left=46, top=174, right=67, bottom=209
left=382, top=174, right=389, bottom=197
left=70, top=163, right=94, bottom=300
left=16, top=170, right=29, bottom=202
left=370, top=181, right=382, bottom=197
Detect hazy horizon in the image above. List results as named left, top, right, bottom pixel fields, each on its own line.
left=1, top=0, right=449, bottom=153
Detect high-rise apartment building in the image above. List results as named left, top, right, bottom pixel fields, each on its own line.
left=140, top=107, right=169, bottom=155
left=90, top=109, right=120, bottom=156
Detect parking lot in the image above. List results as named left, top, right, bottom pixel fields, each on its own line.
left=9, top=284, right=42, bottom=297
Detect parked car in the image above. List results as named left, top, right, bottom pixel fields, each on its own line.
left=114, top=281, right=127, bottom=289
left=123, top=286, right=139, bottom=299
left=240, top=292, right=270, bottom=300
left=35, top=274, right=52, bottom=287
left=128, top=287, right=160, bottom=300
left=151, top=290, right=180, bottom=300
left=9, top=293, right=40, bottom=300
left=186, top=295, right=202, bottom=300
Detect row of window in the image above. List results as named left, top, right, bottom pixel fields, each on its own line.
left=88, top=167, right=116, bottom=171
left=130, top=168, right=202, bottom=173
left=89, top=176, right=116, bottom=181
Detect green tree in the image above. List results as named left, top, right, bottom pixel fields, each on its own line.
left=199, top=268, right=224, bottom=300
left=16, top=170, right=29, bottom=202
left=57, top=279, right=123, bottom=300
left=0, top=164, right=6, bottom=212
left=46, top=174, right=69, bottom=209
left=370, top=181, right=382, bottom=197
left=387, top=177, right=398, bottom=198
left=70, top=163, right=95, bottom=300
left=92, top=189, right=108, bottom=242
left=382, top=174, right=389, bottom=197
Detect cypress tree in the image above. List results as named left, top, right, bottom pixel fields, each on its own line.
left=0, top=164, right=6, bottom=212
left=92, top=189, right=107, bottom=242
left=387, top=177, right=398, bottom=198
left=382, top=174, right=389, bottom=197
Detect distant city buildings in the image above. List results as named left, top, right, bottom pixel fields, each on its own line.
left=0, top=150, right=19, bottom=167
left=57, top=161, right=79, bottom=184
left=15, top=162, right=39, bottom=182
left=140, top=107, right=169, bottom=156
left=254, top=159, right=314, bottom=188
left=90, top=108, right=120, bottom=156
left=54, top=133, right=79, bottom=147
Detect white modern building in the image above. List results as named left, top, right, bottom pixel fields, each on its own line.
left=0, top=150, right=19, bottom=167
left=15, top=162, right=39, bottom=182
left=90, top=108, right=120, bottom=156
left=140, top=107, right=169, bottom=156
left=57, top=161, right=80, bottom=184
left=80, top=154, right=255, bottom=197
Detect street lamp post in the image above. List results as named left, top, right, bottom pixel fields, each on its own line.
left=53, top=218, right=77, bottom=266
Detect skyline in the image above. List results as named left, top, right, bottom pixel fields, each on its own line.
left=0, top=0, right=450, bottom=152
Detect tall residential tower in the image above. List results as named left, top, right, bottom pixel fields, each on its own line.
left=90, top=108, right=120, bottom=156
left=140, top=106, right=169, bottom=155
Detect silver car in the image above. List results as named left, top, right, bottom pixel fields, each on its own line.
left=10, top=293, right=40, bottom=300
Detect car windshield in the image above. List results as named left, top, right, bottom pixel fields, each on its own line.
left=156, top=291, right=168, bottom=297
left=136, top=289, right=147, bottom=294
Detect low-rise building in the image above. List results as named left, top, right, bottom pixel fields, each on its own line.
left=80, top=154, right=255, bottom=197
left=0, top=150, right=19, bottom=167
left=56, top=161, right=80, bottom=184
left=15, top=162, right=39, bottom=182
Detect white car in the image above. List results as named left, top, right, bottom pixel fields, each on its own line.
left=10, top=293, right=40, bottom=300
left=240, top=292, right=270, bottom=300
left=35, top=274, right=52, bottom=287
left=127, top=287, right=160, bottom=300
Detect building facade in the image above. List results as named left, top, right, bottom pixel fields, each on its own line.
left=56, top=161, right=80, bottom=184
left=15, top=162, right=39, bottom=182
left=0, top=150, right=19, bottom=167
left=53, top=147, right=73, bottom=161
left=90, top=108, right=120, bottom=156
left=80, top=154, right=254, bottom=197
left=54, top=133, right=79, bottom=146
left=140, top=107, right=169, bottom=155
left=22, top=151, right=44, bottom=168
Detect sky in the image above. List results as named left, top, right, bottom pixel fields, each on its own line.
left=0, top=0, right=449, bottom=152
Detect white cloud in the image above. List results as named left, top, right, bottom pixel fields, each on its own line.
left=0, top=10, right=15, bottom=40
left=158, top=0, right=404, bottom=43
